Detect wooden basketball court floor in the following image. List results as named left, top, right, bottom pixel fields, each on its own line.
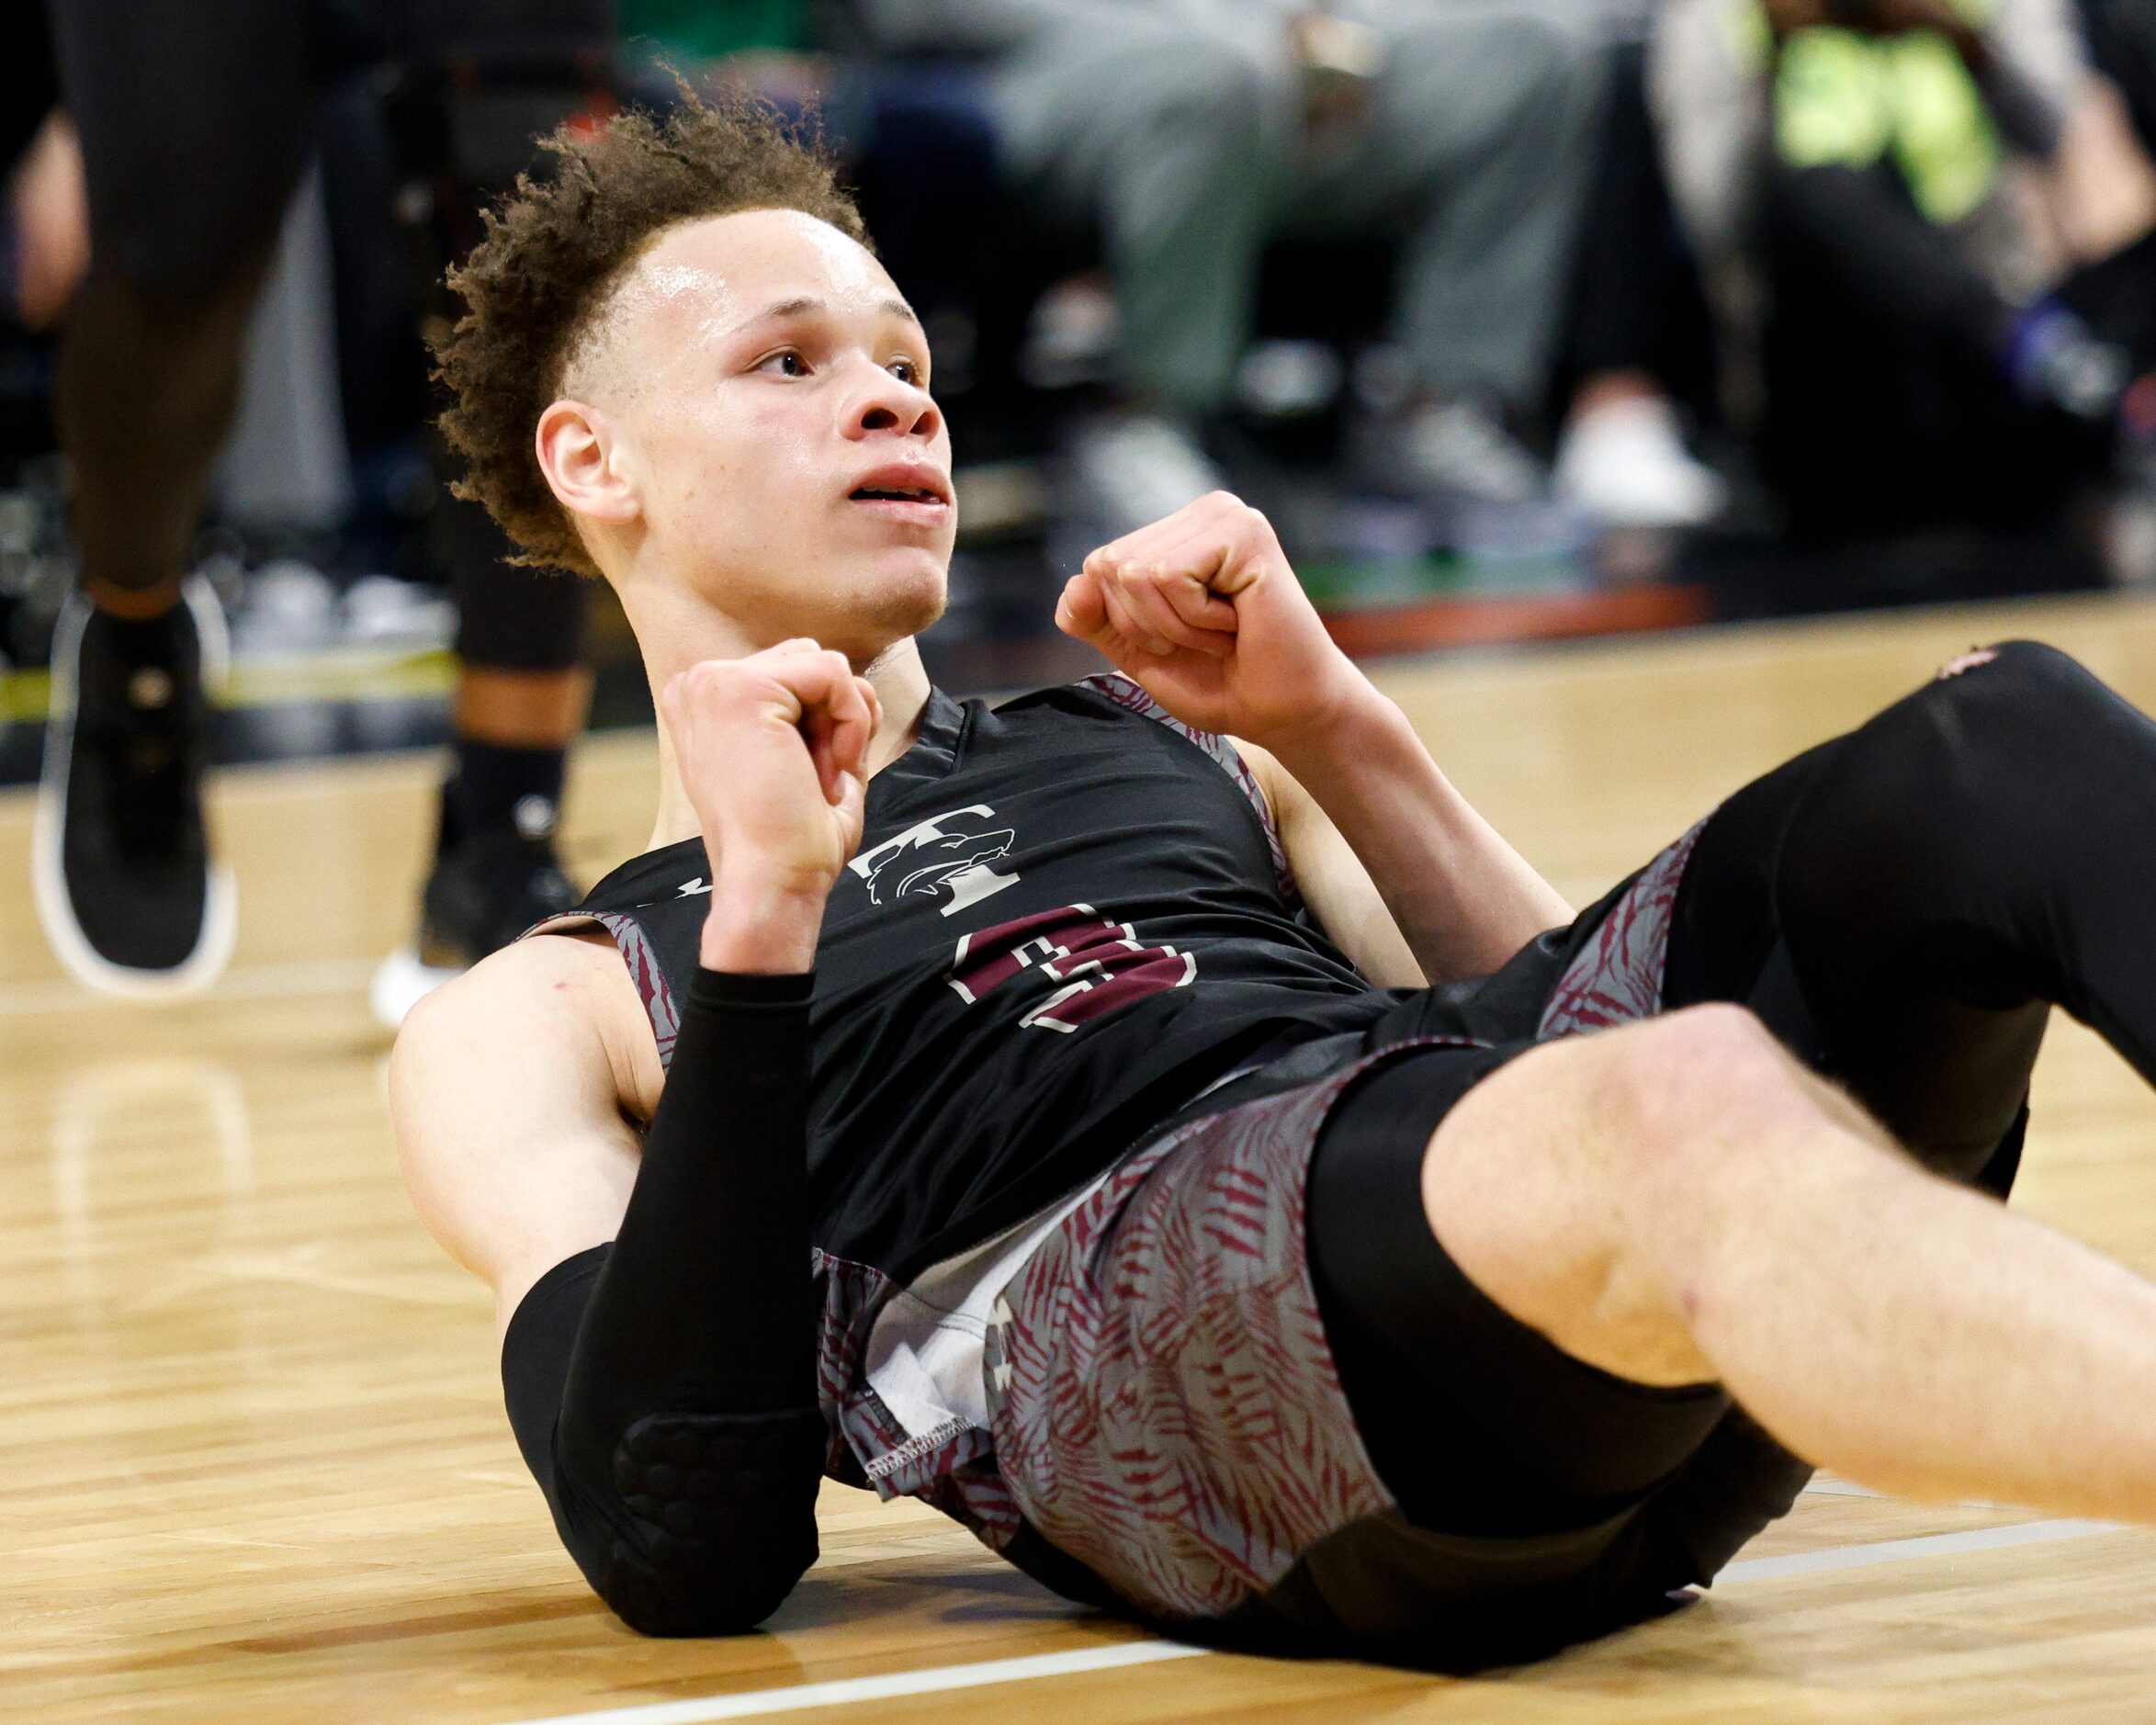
left=10, top=593, right=2156, bottom=1722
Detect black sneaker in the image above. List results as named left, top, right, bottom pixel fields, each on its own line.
left=369, top=793, right=579, bottom=1028
left=34, top=577, right=235, bottom=996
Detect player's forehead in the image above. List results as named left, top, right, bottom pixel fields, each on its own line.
left=612, top=209, right=898, bottom=355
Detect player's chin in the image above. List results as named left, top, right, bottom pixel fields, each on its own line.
left=858, top=548, right=949, bottom=637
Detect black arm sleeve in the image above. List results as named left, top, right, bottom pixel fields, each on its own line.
left=500, top=967, right=827, bottom=1636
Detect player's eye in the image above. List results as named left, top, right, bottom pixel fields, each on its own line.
left=756, top=349, right=809, bottom=378
left=888, top=356, right=924, bottom=387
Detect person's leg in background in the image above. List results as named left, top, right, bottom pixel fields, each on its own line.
left=1290, top=1, right=1608, bottom=504
left=1547, top=33, right=1728, bottom=529
left=987, top=11, right=1296, bottom=536
left=370, top=500, right=587, bottom=1027
left=3, top=6, right=85, bottom=334
left=38, top=0, right=322, bottom=993
left=1758, top=156, right=2109, bottom=534
left=360, top=9, right=614, bottom=1028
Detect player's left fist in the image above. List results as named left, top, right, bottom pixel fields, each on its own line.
left=1055, top=491, right=1368, bottom=747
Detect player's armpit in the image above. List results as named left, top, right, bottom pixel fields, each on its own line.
left=389, top=932, right=652, bottom=1325
left=1234, top=738, right=1427, bottom=988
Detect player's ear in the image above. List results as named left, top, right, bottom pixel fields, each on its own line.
left=536, top=399, right=639, bottom=530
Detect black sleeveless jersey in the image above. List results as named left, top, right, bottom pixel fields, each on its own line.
left=564, top=675, right=1408, bottom=1281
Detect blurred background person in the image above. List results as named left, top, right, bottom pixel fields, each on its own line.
left=21, top=1, right=611, bottom=1001
left=1653, top=0, right=2156, bottom=539
left=1548, top=18, right=1732, bottom=528
left=14, top=0, right=2156, bottom=1021
left=856, top=0, right=1681, bottom=536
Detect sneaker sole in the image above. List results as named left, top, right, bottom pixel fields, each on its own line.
left=32, top=575, right=239, bottom=999
left=368, top=946, right=463, bottom=1031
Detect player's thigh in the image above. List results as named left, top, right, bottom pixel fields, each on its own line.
left=1419, top=1004, right=1820, bottom=1389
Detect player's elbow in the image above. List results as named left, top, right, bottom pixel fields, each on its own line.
left=574, top=1406, right=830, bottom=1636
left=593, top=1531, right=818, bottom=1637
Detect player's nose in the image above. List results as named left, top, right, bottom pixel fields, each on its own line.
left=844, top=358, right=941, bottom=444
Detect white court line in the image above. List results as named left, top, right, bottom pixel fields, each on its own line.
left=496, top=1640, right=1211, bottom=1725
left=1715, top=1516, right=2119, bottom=1584
left=498, top=1516, right=2132, bottom=1725
left=0, top=956, right=377, bottom=1017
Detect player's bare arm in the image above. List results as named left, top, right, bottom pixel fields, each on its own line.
left=1057, top=491, right=1573, bottom=981
left=391, top=638, right=879, bottom=1325
left=392, top=930, right=658, bottom=1336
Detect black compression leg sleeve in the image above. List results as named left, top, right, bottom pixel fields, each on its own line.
left=1666, top=640, right=2156, bottom=1182
left=440, top=490, right=589, bottom=673
left=48, top=0, right=317, bottom=592
left=500, top=967, right=826, bottom=1636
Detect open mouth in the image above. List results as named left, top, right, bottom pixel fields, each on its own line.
left=850, top=486, right=948, bottom=504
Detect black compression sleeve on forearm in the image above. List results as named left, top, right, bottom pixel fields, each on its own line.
left=500, top=967, right=825, bottom=1636
left=557, top=966, right=818, bottom=1459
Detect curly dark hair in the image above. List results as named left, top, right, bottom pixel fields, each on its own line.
left=436, top=91, right=871, bottom=578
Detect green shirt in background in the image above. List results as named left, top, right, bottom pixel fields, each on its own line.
left=621, top=0, right=805, bottom=58
left=1727, top=0, right=2005, bottom=225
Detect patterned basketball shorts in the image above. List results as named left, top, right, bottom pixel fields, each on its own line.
left=981, top=826, right=1706, bottom=1628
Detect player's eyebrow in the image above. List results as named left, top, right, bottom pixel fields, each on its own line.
left=734, top=294, right=922, bottom=335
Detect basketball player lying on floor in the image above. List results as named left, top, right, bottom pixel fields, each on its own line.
left=392, top=94, right=2156, bottom=1669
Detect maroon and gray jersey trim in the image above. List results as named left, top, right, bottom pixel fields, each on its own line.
left=809, top=1247, right=1023, bottom=1547
left=525, top=909, right=683, bottom=1066
left=1076, top=673, right=1301, bottom=908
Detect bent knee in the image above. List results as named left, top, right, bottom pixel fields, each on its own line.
left=1824, top=638, right=2125, bottom=840
left=1916, top=638, right=2114, bottom=745
left=1606, top=1005, right=1817, bottom=1167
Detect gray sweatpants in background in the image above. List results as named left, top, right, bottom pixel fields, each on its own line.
left=987, top=4, right=1609, bottom=417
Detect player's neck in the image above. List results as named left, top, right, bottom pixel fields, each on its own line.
left=644, top=628, right=933, bottom=853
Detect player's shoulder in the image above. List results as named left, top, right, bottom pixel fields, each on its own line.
left=395, top=928, right=651, bottom=1103
left=999, top=672, right=1238, bottom=761
left=1010, top=670, right=1173, bottom=723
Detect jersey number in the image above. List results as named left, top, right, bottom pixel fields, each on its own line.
left=947, top=904, right=1195, bottom=1033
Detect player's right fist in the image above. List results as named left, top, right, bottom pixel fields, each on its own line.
left=659, top=640, right=880, bottom=971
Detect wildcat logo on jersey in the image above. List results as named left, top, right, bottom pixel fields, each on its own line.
left=847, top=804, right=1021, bottom=917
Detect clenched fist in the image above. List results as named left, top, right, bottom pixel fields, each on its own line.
left=660, top=639, right=882, bottom=972
left=1055, top=491, right=1370, bottom=748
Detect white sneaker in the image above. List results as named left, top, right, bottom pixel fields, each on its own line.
left=1552, top=395, right=1727, bottom=527
left=229, top=558, right=340, bottom=660
left=369, top=946, right=461, bottom=1031
left=1364, top=400, right=1544, bottom=505
left=343, top=575, right=456, bottom=653
left=1061, top=413, right=1228, bottom=540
